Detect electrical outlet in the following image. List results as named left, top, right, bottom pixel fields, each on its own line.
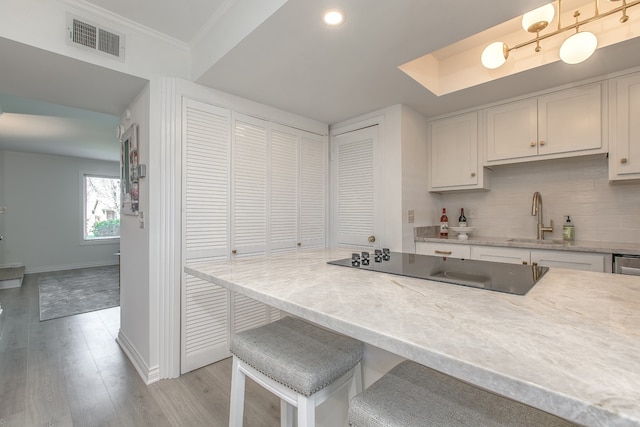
left=138, top=211, right=145, bottom=229
left=408, top=209, right=414, bottom=223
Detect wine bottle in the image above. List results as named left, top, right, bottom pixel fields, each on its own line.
left=458, top=208, right=467, bottom=227
left=440, top=208, right=449, bottom=237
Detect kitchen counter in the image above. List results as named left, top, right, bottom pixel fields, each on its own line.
left=186, top=248, right=640, bottom=427
left=414, top=228, right=640, bottom=256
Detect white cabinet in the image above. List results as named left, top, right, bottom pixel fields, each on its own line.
left=428, top=112, right=490, bottom=192
left=609, top=72, right=640, bottom=181
left=531, top=250, right=612, bottom=273
left=417, top=241, right=611, bottom=273
left=485, top=82, right=606, bottom=165
left=181, top=98, right=327, bottom=373
left=416, top=242, right=470, bottom=259
left=470, top=246, right=529, bottom=265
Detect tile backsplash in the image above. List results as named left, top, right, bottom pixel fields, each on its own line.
left=439, top=155, right=640, bottom=244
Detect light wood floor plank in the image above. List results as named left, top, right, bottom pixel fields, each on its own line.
left=0, top=271, right=281, bottom=427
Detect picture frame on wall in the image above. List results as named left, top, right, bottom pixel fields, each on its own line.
left=120, top=123, right=139, bottom=215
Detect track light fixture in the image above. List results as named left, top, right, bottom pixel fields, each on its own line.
left=481, top=0, right=640, bottom=69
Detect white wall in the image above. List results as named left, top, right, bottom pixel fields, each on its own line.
left=400, top=105, right=438, bottom=252
left=440, top=155, right=640, bottom=243
left=0, top=150, right=5, bottom=265
left=0, top=0, right=190, bottom=80
left=0, top=150, right=120, bottom=272
left=116, top=82, right=155, bottom=382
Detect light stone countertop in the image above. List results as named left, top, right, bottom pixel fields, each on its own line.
left=186, top=248, right=640, bottom=427
left=414, top=230, right=640, bottom=256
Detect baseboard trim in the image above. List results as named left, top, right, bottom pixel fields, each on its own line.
left=116, top=330, right=160, bottom=385
left=25, top=260, right=120, bottom=274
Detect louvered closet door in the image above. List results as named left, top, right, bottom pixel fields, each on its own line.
left=181, top=98, right=231, bottom=373
left=231, top=113, right=267, bottom=256
left=270, top=123, right=299, bottom=253
left=300, top=131, right=327, bottom=248
left=230, top=113, right=272, bottom=334
left=332, top=126, right=380, bottom=248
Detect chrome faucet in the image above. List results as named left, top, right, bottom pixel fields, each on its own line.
left=532, top=192, right=553, bottom=240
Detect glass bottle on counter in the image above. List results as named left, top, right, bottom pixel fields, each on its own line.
left=440, top=208, right=449, bottom=237
left=458, top=208, right=467, bottom=227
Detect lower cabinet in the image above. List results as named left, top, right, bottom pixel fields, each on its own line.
left=417, top=242, right=612, bottom=273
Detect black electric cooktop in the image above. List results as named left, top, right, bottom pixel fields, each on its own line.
left=327, top=251, right=548, bottom=295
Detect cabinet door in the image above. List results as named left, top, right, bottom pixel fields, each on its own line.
left=299, top=131, right=327, bottom=248
left=231, top=113, right=268, bottom=257
left=181, top=99, right=232, bottom=374
left=269, top=124, right=299, bottom=253
left=538, top=83, right=603, bottom=156
left=609, top=72, right=640, bottom=180
left=416, top=242, right=471, bottom=259
left=470, top=246, right=530, bottom=265
left=332, top=126, right=380, bottom=248
left=486, top=98, right=538, bottom=162
left=430, top=112, right=478, bottom=189
left=530, top=250, right=610, bottom=272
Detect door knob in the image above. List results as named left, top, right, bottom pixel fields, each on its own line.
left=368, top=235, right=376, bottom=243
left=621, top=158, right=628, bottom=164
left=231, top=249, right=237, bottom=255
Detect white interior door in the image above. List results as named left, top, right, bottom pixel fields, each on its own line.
left=331, top=125, right=380, bottom=249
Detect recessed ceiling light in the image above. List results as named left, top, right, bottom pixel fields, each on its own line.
left=323, top=9, right=345, bottom=26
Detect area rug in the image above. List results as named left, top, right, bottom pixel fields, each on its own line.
left=38, top=265, right=119, bottom=321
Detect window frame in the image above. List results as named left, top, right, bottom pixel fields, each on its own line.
left=81, top=172, right=121, bottom=243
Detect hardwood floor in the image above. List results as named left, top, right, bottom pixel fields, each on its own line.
left=0, top=272, right=280, bottom=426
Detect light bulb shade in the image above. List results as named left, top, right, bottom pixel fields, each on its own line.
left=522, top=3, right=555, bottom=32
left=559, top=31, right=598, bottom=64
left=481, top=42, right=508, bottom=69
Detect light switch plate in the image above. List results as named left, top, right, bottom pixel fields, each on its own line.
left=408, top=209, right=414, bottom=223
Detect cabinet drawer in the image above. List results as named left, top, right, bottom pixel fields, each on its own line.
left=470, top=246, right=530, bottom=265
left=416, top=242, right=470, bottom=259
left=530, top=250, right=611, bottom=273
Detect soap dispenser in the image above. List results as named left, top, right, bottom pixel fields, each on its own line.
left=562, top=216, right=575, bottom=242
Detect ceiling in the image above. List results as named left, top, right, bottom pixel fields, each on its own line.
left=3, top=0, right=640, bottom=160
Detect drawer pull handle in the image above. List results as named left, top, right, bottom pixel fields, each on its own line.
left=470, top=172, right=476, bottom=177
left=435, top=250, right=452, bottom=255
left=539, top=140, right=545, bottom=146
left=621, top=158, right=628, bottom=164
left=532, top=262, right=538, bottom=267
left=530, top=141, right=536, bottom=147
left=522, top=261, right=528, bottom=265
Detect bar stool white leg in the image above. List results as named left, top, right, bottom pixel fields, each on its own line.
left=280, top=401, right=294, bottom=427
left=297, top=395, right=315, bottom=427
left=229, top=357, right=246, bottom=427
left=350, top=362, right=363, bottom=399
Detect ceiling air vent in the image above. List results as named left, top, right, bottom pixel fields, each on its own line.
left=66, top=13, right=125, bottom=61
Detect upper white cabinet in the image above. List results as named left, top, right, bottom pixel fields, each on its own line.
left=429, top=111, right=490, bottom=192
left=485, top=82, right=606, bottom=165
left=609, top=72, right=640, bottom=181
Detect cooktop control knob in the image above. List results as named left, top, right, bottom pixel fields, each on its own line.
left=351, top=253, right=361, bottom=267
left=374, top=249, right=383, bottom=263
left=361, top=251, right=370, bottom=265
left=382, top=248, right=390, bottom=261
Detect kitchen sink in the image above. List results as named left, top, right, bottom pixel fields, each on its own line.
left=506, top=238, right=565, bottom=245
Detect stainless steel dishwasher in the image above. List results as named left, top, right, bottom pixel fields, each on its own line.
left=613, top=254, right=640, bottom=276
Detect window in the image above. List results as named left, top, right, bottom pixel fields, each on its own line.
left=83, top=174, right=120, bottom=240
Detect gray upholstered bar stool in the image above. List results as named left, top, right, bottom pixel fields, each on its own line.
left=348, top=360, right=577, bottom=427
left=229, top=316, right=363, bottom=427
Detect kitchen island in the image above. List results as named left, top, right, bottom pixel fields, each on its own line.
left=185, top=248, right=640, bottom=427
